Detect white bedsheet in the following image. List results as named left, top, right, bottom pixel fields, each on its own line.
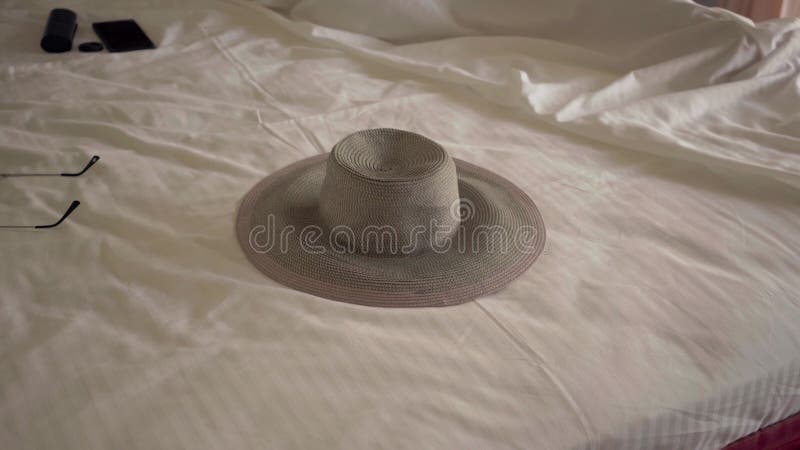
left=1, top=0, right=799, bottom=449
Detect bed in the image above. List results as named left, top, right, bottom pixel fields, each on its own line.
left=1, top=0, right=799, bottom=448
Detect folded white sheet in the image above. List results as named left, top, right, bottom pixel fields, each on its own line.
left=0, top=1, right=798, bottom=449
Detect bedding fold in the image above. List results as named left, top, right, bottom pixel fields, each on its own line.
left=246, top=0, right=800, bottom=188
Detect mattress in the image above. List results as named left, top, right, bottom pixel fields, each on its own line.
left=1, top=0, right=799, bottom=449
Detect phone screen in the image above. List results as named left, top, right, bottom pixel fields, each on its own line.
left=92, top=20, right=155, bottom=53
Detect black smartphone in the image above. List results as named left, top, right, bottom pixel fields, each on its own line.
left=92, top=19, right=156, bottom=53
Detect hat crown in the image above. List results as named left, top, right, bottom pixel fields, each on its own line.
left=319, top=129, right=460, bottom=256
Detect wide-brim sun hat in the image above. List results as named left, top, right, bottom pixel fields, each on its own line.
left=236, top=128, right=545, bottom=307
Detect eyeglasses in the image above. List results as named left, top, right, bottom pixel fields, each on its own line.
left=0, top=200, right=81, bottom=229
left=0, top=155, right=99, bottom=230
left=0, top=155, right=99, bottom=178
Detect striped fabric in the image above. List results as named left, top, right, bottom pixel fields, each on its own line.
left=589, top=362, right=800, bottom=449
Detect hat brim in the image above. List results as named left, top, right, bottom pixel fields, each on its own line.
left=236, top=154, right=545, bottom=307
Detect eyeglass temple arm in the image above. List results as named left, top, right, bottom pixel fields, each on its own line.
left=61, top=155, right=100, bottom=177
left=35, top=201, right=80, bottom=229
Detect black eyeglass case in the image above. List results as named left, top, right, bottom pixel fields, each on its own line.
left=41, top=8, right=78, bottom=53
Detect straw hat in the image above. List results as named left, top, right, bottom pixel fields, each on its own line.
left=236, top=129, right=545, bottom=307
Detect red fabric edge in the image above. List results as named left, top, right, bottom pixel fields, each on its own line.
left=723, top=412, right=800, bottom=450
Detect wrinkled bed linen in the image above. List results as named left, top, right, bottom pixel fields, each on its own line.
left=0, top=1, right=798, bottom=449
left=265, top=0, right=800, bottom=189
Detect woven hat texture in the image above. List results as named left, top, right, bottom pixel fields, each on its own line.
left=236, top=128, right=545, bottom=307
